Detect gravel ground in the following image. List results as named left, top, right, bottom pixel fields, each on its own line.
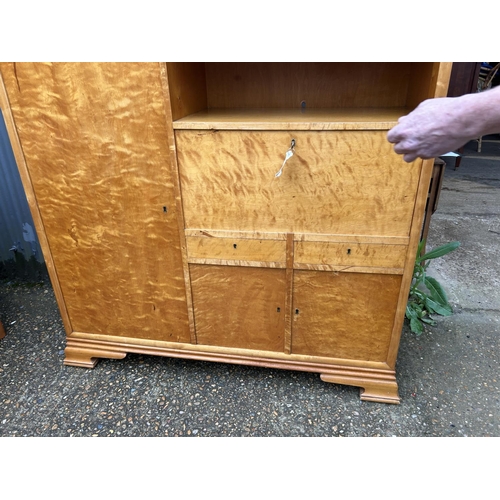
left=1, top=280, right=497, bottom=438
left=0, top=140, right=498, bottom=439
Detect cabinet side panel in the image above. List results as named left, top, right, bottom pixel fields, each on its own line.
left=166, top=62, right=207, bottom=121
left=386, top=157, right=435, bottom=367
left=406, top=62, right=452, bottom=109
left=2, top=63, right=191, bottom=341
left=0, top=67, right=72, bottom=334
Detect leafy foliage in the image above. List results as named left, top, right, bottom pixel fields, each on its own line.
left=406, top=240, right=460, bottom=335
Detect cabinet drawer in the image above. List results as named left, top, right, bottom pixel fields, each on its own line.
left=294, top=241, right=407, bottom=272
left=176, top=130, right=420, bottom=238
left=186, top=236, right=286, bottom=266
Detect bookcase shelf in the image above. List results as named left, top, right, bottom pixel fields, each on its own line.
left=172, top=107, right=411, bottom=131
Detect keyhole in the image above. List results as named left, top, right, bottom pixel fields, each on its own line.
left=233, top=243, right=237, bottom=249
left=163, top=206, right=168, bottom=213
left=277, top=307, right=281, bottom=313
left=295, top=308, right=300, bottom=315
left=347, top=248, right=351, bottom=255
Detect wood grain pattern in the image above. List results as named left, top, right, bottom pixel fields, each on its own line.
left=320, top=373, right=399, bottom=404
left=172, top=107, right=409, bottom=131
left=294, top=241, right=407, bottom=269
left=166, top=63, right=207, bottom=121
left=406, top=62, right=453, bottom=110
left=186, top=230, right=408, bottom=245
left=64, top=345, right=127, bottom=368
left=65, top=333, right=395, bottom=369
left=188, top=259, right=285, bottom=269
left=387, top=157, right=435, bottom=367
left=68, top=329, right=391, bottom=370
left=295, top=233, right=409, bottom=245
left=431, top=62, right=453, bottom=98
left=0, top=68, right=73, bottom=335
left=186, top=236, right=286, bottom=263
left=190, top=265, right=286, bottom=351
left=204, top=63, right=414, bottom=109
left=160, top=63, right=198, bottom=344
left=1, top=63, right=191, bottom=341
left=1, top=61, right=451, bottom=404
left=167, top=63, right=443, bottom=123
left=176, top=130, right=420, bottom=237
left=291, top=271, right=402, bottom=361
left=292, top=264, right=404, bottom=275
left=284, top=233, right=294, bottom=354
left=185, top=229, right=287, bottom=240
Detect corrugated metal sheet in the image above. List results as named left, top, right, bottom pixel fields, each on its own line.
left=0, top=109, right=44, bottom=265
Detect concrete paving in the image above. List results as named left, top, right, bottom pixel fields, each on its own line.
left=0, top=139, right=498, bottom=437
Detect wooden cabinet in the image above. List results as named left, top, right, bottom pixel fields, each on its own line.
left=0, top=62, right=452, bottom=403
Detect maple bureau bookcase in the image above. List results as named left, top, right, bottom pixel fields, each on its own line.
left=0, top=62, right=451, bottom=403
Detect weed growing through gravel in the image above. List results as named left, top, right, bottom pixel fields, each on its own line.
left=406, top=240, right=460, bottom=334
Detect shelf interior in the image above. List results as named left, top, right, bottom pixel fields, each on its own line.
left=166, top=62, right=440, bottom=128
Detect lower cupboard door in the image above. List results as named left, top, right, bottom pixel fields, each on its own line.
left=189, top=265, right=286, bottom=352
left=291, top=271, right=402, bottom=362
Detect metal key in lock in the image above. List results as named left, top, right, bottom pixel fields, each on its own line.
left=275, top=139, right=296, bottom=178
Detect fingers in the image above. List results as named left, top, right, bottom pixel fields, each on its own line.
left=387, top=121, right=406, bottom=144
left=388, top=134, right=419, bottom=162
left=403, top=153, right=418, bottom=163
left=394, top=142, right=420, bottom=162
left=392, top=141, right=409, bottom=155
left=386, top=130, right=398, bottom=143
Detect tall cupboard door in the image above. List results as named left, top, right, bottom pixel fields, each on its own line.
left=0, top=63, right=191, bottom=342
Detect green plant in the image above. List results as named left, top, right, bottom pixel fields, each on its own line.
left=406, top=240, right=460, bottom=335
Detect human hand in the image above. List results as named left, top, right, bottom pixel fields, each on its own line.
left=387, top=97, right=472, bottom=162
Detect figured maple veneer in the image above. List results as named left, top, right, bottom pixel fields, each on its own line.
left=186, top=235, right=286, bottom=267
left=172, top=108, right=410, bottom=131
left=0, top=62, right=452, bottom=404
left=291, top=271, right=402, bottom=361
left=0, top=63, right=191, bottom=341
left=190, top=265, right=286, bottom=351
left=175, top=130, right=420, bottom=237
left=294, top=241, right=408, bottom=272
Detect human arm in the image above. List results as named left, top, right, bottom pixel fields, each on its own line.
left=387, top=85, right=500, bottom=162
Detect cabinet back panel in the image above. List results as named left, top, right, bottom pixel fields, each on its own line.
left=176, top=130, right=420, bottom=237
left=204, top=62, right=413, bottom=109
left=2, top=63, right=191, bottom=341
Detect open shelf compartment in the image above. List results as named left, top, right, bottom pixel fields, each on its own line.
left=166, top=62, right=442, bottom=131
